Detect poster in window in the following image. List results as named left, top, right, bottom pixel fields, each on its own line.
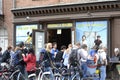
left=76, top=21, right=108, bottom=51
left=16, top=24, right=38, bottom=47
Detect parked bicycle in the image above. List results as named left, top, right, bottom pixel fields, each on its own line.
left=0, top=65, right=26, bottom=80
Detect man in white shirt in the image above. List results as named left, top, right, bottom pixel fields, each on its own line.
left=77, top=44, right=88, bottom=77
left=97, top=45, right=107, bottom=80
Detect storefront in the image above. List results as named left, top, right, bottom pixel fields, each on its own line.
left=12, top=1, right=120, bottom=58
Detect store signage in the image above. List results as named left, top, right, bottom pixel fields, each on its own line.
left=57, top=29, right=62, bottom=34
left=35, top=31, right=45, bottom=61
left=47, top=23, right=73, bottom=29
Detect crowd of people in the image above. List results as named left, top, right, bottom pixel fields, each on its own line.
left=38, top=35, right=108, bottom=80
left=0, top=42, right=36, bottom=80
left=0, top=35, right=119, bottom=80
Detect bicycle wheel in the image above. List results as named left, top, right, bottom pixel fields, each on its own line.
left=37, top=70, right=43, bottom=80
left=9, top=70, right=20, bottom=80
left=0, top=76, right=8, bottom=80
left=54, top=73, right=62, bottom=80
left=41, top=74, right=49, bottom=80
left=29, top=76, right=36, bottom=80
left=10, top=74, right=18, bottom=80
left=17, top=72, right=26, bottom=80
left=28, top=73, right=36, bottom=80
left=71, top=73, right=81, bottom=80
left=41, top=72, right=51, bottom=80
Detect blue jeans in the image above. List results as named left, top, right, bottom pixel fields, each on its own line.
left=44, top=67, right=54, bottom=80
left=81, top=62, right=87, bottom=77
left=99, top=66, right=106, bottom=80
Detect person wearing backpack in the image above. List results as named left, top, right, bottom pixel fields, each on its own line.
left=68, top=42, right=81, bottom=67
left=77, top=44, right=88, bottom=78
left=97, top=45, right=107, bottom=80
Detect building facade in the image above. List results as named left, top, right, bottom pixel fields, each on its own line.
left=0, top=0, right=13, bottom=52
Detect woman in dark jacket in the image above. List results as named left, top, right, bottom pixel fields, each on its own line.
left=43, top=43, right=54, bottom=80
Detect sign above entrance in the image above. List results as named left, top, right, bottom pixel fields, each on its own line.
left=47, top=23, right=73, bottom=29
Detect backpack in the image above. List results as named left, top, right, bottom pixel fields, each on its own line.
left=97, top=53, right=108, bottom=66
left=1, top=50, right=11, bottom=63
left=69, top=49, right=79, bottom=66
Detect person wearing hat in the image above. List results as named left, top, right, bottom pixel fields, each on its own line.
left=94, top=35, right=102, bottom=51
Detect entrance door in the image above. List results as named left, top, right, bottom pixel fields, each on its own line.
left=32, top=30, right=45, bottom=61
left=48, top=29, right=71, bottom=50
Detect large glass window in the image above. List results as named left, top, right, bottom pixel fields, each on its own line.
left=16, top=24, right=38, bottom=47
left=0, top=28, right=8, bottom=52
left=76, top=21, right=108, bottom=51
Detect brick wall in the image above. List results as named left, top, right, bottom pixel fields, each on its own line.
left=15, top=0, right=113, bottom=8
left=3, top=0, right=13, bottom=45
left=15, top=0, right=60, bottom=8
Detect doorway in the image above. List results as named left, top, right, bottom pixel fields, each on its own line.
left=48, top=29, right=71, bottom=50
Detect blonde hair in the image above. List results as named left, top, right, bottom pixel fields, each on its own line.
left=46, top=43, right=52, bottom=52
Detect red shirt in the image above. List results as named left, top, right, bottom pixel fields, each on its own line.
left=23, top=53, right=36, bottom=71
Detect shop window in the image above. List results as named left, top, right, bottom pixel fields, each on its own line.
left=16, top=24, right=38, bottom=48
left=76, top=21, right=108, bottom=51
left=0, top=28, right=8, bottom=53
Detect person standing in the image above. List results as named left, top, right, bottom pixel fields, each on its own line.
left=94, top=35, right=102, bottom=51
left=113, top=48, right=120, bottom=60
left=62, top=44, right=72, bottom=68
left=1, top=46, right=13, bottom=68
left=15, top=42, right=28, bottom=78
left=51, top=42, right=58, bottom=60
left=54, top=45, right=66, bottom=68
left=77, top=44, right=88, bottom=77
left=22, top=48, right=36, bottom=80
left=97, top=45, right=107, bottom=80
left=43, top=43, right=54, bottom=80
left=0, top=47, right=2, bottom=62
